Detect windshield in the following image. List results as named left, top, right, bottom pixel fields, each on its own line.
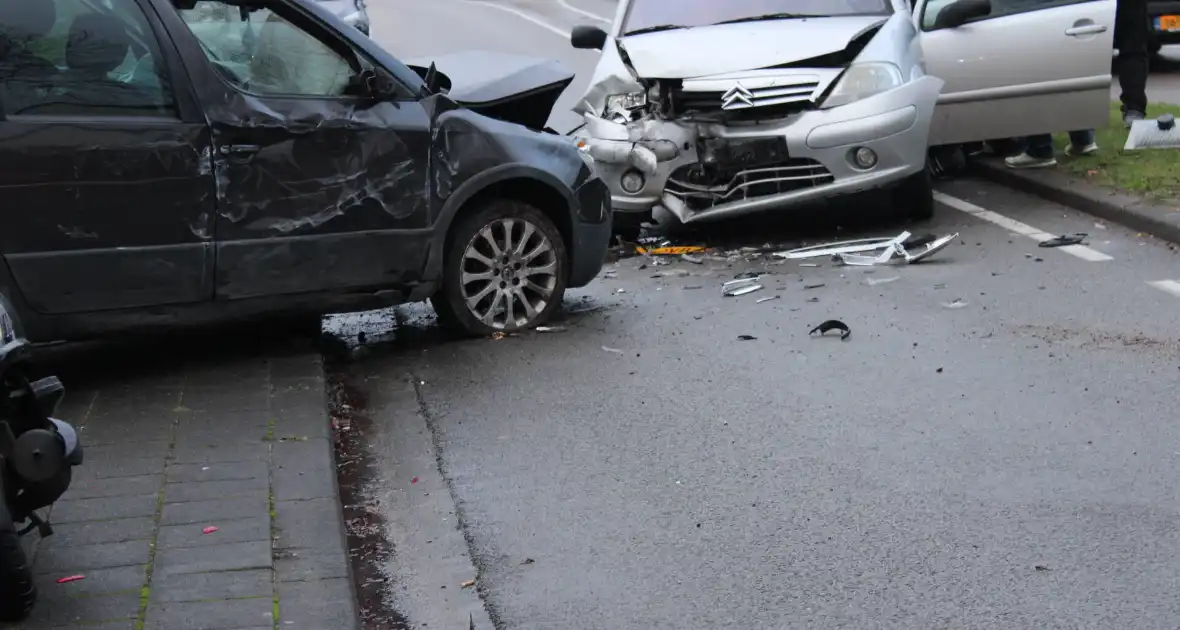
left=621, top=0, right=892, bottom=35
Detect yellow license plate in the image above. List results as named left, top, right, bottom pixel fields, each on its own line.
left=1160, top=15, right=1180, bottom=31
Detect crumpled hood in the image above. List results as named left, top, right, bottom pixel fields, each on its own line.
left=619, top=16, right=887, bottom=79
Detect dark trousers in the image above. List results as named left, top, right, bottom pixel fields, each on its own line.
left=1019, top=130, right=1096, bottom=159
left=1115, top=0, right=1149, bottom=114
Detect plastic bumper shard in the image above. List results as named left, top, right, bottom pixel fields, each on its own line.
left=773, top=231, right=957, bottom=265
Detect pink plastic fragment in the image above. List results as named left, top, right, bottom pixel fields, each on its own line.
left=57, top=575, right=85, bottom=584
left=411, top=476, right=419, bottom=484
left=202, top=526, right=218, bottom=535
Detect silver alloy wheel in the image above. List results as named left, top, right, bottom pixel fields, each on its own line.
left=459, top=217, right=558, bottom=330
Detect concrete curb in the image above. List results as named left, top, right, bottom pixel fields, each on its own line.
left=970, top=157, right=1180, bottom=245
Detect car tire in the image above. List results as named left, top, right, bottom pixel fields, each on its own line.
left=895, top=167, right=935, bottom=222
left=432, top=199, right=568, bottom=337
left=0, top=517, right=35, bottom=622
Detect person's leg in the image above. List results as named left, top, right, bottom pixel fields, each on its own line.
left=1115, top=0, right=1149, bottom=125
left=1065, top=129, right=1099, bottom=155
left=1005, top=134, right=1057, bottom=168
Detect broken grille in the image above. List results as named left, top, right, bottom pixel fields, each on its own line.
left=666, top=159, right=833, bottom=211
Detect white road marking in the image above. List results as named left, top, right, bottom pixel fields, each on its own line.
left=933, top=191, right=1114, bottom=262
left=557, top=0, right=611, bottom=22
left=459, top=0, right=571, bottom=37
left=1147, top=280, right=1180, bottom=298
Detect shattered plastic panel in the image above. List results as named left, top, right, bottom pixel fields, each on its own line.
left=0, top=120, right=217, bottom=314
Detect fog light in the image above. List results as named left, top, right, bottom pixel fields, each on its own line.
left=620, top=170, right=645, bottom=194
left=853, top=147, right=878, bottom=169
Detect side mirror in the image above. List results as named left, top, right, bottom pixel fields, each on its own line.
left=933, top=0, right=991, bottom=29
left=408, top=62, right=452, bottom=95
left=571, top=24, right=608, bottom=50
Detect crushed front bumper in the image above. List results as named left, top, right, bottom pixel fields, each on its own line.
left=575, top=75, right=943, bottom=224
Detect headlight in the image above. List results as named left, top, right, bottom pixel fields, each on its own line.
left=820, top=62, right=904, bottom=109
left=605, top=92, right=647, bottom=114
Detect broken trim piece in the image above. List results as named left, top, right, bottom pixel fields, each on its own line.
left=775, top=231, right=957, bottom=266
left=773, top=233, right=910, bottom=260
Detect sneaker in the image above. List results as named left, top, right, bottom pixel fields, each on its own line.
left=1065, top=142, right=1099, bottom=156
left=1123, top=110, right=1146, bottom=128
left=1005, top=152, right=1057, bottom=169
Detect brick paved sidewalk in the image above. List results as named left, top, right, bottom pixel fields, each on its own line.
left=6, top=350, right=359, bottom=630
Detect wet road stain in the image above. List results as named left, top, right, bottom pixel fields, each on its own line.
left=324, top=336, right=411, bottom=630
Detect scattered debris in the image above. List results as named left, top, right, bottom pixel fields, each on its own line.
left=681, top=254, right=704, bottom=264
left=653, top=269, right=690, bottom=278
left=942, top=299, right=969, bottom=309
left=806, top=297, right=819, bottom=303
left=202, top=526, right=218, bottom=535
left=756, top=295, right=780, bottom=304
left=411, top=476, right=419, bottom=484
left=809, top=320, right=851, bottom=340
left=1035, top=565, right=1050, bottom=571
left=56, top=575, right=85, bottom=584
left=536, top=326, right=566, bottom=333
left=683, top=285, right=703, bottom=290
left=737, top=334, right=757, bottom=341
left=521, top=558, right=536, bottom=565
left=775, top=231, right=957, bottom=266
left=601, top=346, right=624, bottom=355
left=491, top=332, right=506, bottom=340
left=461, top=579, right=476, bottom=588
left=734, top=271, right=762, bottom=280
left=776, top=235, right=908, bottom=259
left=1039, top=233, right=1087, bottom=248
left=866, top=276, right=900, bottom=286
left=804, top=283, right=825, bottom=290
left=722, top=277, right=763, bottom=297
left=936, top=367, right=944, bottom=373
left=637, top=245, right=706, bottom=256
left=799, top=263, right=820, bottom=268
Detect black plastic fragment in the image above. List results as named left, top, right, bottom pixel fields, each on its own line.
left=809, top=319, right=850, bottom=340
left=737, top=334, right=757, bottom=341
left=1039, top=233, right=1087, bottom=248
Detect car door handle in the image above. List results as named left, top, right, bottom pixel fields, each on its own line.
left=218, top=144, right=261, bottom=156
left=1065, top=24, right=1107, bottom=36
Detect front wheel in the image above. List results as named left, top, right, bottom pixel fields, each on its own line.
left=432, top=200, right=568, bottom=337
left=0, top=516, right=35, bottom=622
left=893, top=167, right=935, bottom=222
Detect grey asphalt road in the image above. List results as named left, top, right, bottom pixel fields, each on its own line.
left=341, top=2, right=1180, bottom=628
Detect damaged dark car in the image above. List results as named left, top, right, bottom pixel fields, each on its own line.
left=0, top=0, right=611, bottom=342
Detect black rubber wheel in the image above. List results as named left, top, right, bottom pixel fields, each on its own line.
left=431, top=199, right=568, bottom=337
left=894, top=167, right=935, bottom=222
left=0, top=517, right=35, bottom=622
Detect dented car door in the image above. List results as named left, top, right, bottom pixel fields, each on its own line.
left=165, top=0, right=432, bottom=300
left=0, top=0, right=216, bottom=315
left=917, top=0, right=1117, bottom=145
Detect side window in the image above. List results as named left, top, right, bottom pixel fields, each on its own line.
left=0, top=0, right=176, bottom=117
left=175, top=1, right=358, bottom=98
